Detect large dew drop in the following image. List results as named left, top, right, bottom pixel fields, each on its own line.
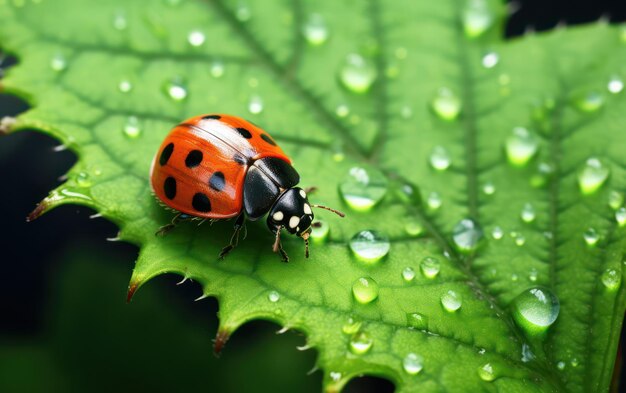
left=452, top=218, right=483, bottom=253
left=352, top=277, right=379, bottom=304
left=349, top=230, right=390, bottom=263
left=338, top=54, right=377, bottom=94
left=165, top=78, right=187, bottom=101
left=616, top=208, right=626, bottom=227
left=512, top=287, right=560, bottom=334
left=520, top=203, right=536, bottom=223
left=50, top=53, right=67, bottom=72
left=505, top=127, right=539, bottom=167
left=441, top=290, right=462, bottom=312
left=420, top=257, right=440, bottom=279
left=577, top=157, right=609, bottom=195
left=302, top=13, right=329, bottom=45
left=349, top=331, right=373, bottom=354
left=403, top=353, right=424, bottom=375
left=247, top=95, right=263, bottom=114
left=431, top=88, right=462, bottom=121
left=187, top=30, right=206, bottom=47
left=583, top=228, right=600, bottom=247
left=429, top=146, right=451, bottom=171
left=339, top=166, right=387, bottom=211
left=402, top=267, right=416, bottom=282
left=601, top=268, right=621, bottom=291
left=267, top=290, right=280, bottom=303
left=608, top=76, right=624, bottom=94
left=462, top=0, right=494, bottom=38
left=478, top=363, right=496, bottom=382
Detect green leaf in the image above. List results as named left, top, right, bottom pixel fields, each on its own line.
left=1, top=0, right=625, bottom=391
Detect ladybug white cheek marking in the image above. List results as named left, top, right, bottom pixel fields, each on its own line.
left=273, top=211, right=284, bottom=221
left=289, top=216, right=300, bottom=228
left=303, top=203, right=312, bottom=215
left=299, top=190, right=307, bottom=199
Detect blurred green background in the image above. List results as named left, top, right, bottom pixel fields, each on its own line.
left=2, top=1, right=626, bottom=392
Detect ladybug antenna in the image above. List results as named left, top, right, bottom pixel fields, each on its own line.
left=302, top=231, right=310, bottom=258
left=311, top=204, right=345, bottom=218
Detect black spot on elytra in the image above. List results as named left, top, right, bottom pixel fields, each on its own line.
left=192, top=193, right=212, bottom=212
left=159, top=143, right=174, bottom=165
left=202, top=115, right=221, bottom=120
left=185, top=150, right=203, bottom=168
left=261, top=133, right=276, bottom=146
left=164, top=177, right=177, bottom=199
left=233, top=153, right=247, bottom=165
left=209, top=172, right=225, bottom=192
left=235, top=127, right=252, bottom=139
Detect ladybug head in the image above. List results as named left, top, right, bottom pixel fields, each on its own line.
left=267, top=187, right=314, bottom=237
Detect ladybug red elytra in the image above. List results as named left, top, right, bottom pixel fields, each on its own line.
left=150, top=114, right=344, bottom=262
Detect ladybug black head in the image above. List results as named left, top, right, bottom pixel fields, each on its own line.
left=267, top=187, right=314, bottom=237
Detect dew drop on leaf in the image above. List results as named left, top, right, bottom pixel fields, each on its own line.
left=578, top=157, right=609, bottom=195
left=342, top=317, right=362, bottom=335
left=123, top=116, right=141, bottom=138
left=310, top=220, right=329, bottom=242
left=335, top=104, right=350, bottom=118
left=338, top=53, right=377, bottom=94
left=429, top=146, right=451, bottom=171
left=452, top=218, right=483, bottom=253
left=512, top=286, right=560, bottom=333
left=482, top=182, right=496, bottom=195
left=431, top=87, right=462, bottom=121
left=302, top=13, right=329, bottom=46
left=50, top=53, right=67, bottom=72
left=583, top=227, right=600, bottom=247
left=477, top=363, right=496, bottom=381
left=352, top=277, right=379, bottom=304
left=427, top=191, right=442, bottom=210
left=608, top=76, right=624, bottom=94
left=557, top=361, right=566, bottom=371
left=609, top=191, right=624, bottom=210
left=513, top=232, right=526, bottom=246
left=441, top=290, right=462, bottom=312
left=404, top=218, right=424, bottom=237
left=112, top=12, right=128, bottom=31
left=349, top=230, right=390, bottom=263
left=210, top=60, right=225, bottom=78
left=118, top=79, right=133, bottom=93
left=235, top=2, right=251, bottom=22
left=187, top=30, right=206, bottom=46
left=402, top=267, right=416, bottom=282
left=491, top=226, right=504, bottom=240
left=267, top=290, right=280, bottom=303
left=247, top=95, right=263, bottom=114
left=75, top=172, right=91, bottom=187
left=462, top=0, right=494, bottom=38
left=601, top=268, right=621, bottom=291
left=406, top=312, right=428, bottom=330
left=420, top=257, right=441, bottom=279
left=349, top=331, right=373, bottom=354
left=339, top=166, right=387, bottom=211
left=573, top=91, right=604, bottom=112
left=400, top=105, right=413, bottom=119
left=528, top=268, right=538, bottom=282
left=403, top=353, right=424, bottom=375
left=616, top=207, right=626, bottom=227
left=165, top=78, right=187, bottom=101
left=481, top=51, right=499, bottom=68
left=520, top=203, right=536, bottom=223
left=505, top=127, right=539, bottom=167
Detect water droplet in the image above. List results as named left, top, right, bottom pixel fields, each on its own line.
left=311, top=220, right=330, bottom=242
left=187, top=30, right=206, bottom=46
left=452, top=218, right=483, bottom=253
left=462, top=0, right=494, bottom=38
left=349, top=230, right=390, bottom=263
left=429, top=146, right=451, bottom=171
left=512, top=286, right=560, bottom=333
left=557, top=361, right=566, bottom=371
left=441, top=290, right=462, bottom=312
left=335, top=104, right=350, bottom=118
left=112, top=12, right=128, bottom=30
left=339, top=166, right=387, bottom=211
left=431, top=87, right=462, bottom=121
left=338, top=53, right=377, bottom=94
left=402, top=267, right=416, bottom=282
left=573, top=91, right=605, bottom=113
left=268, top=290, right=280, bottom=302
left=477, top=363, right=496, bottom=381
left=352, top=277, right=379, bottom=304
left=210, top=60, right=225, bottom=78
left=235, top=2, right=251, bottom=22
left=491, top=226, right=504, bottom=240
left=529, top=268, right=538, bottom=282
left=420, top=257, right=441, bottom=279
left=482, top=182, right=496, bottom=195
left=608, top=76, right=624, bottom=94
left=511, top=273, right=519, bottom=282
left=406, top=312, right=428, bottom=330
left=481, top=52, right=499, bottom=68
left=513, top=232, right=526, bottom=246
left=505, top=127, right=539, bottom=167
left=530, top=162, right=555, bottom=188
left=75, top=172, right=91, bottom=187
left=616, top=208, right=626, bottom=227
left=609, top=191, right=624, bottom=210
left=400, top=105, right=413, bottom=119
left=302, top=13, right=329, bottom=45
left=123, top=116, right=141, bottom=138
left=601, top=268, right=621, bottom=291
left=570, top=357, right=579, bottom=368
left=118, top=79, right=133, bottom=93
left=329, top=371, right=342, bottom=381
left=521, top=203, right=536, bottom=223
left=165, top=78, right=188, bottom=101
left=403, top=353, right=424, bottom=375
left=578, top=157, right=610, bottom=195
left=404, top=218, right=424, bottom=237
left=342, top=317, right=362, bottom=335
left=583, top=228, right=600, bottom=247
left=427, top=192, right=442, bottom=210
left=521, top=343, right=535, bottom=362
left=50, top=53, right=67, bottom=72
left=349, top=331, right=373, bottom=354
left=248, top=95, right=263, bottom=114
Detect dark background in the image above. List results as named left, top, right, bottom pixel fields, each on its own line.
left=1, top=1, right=625, bottom=392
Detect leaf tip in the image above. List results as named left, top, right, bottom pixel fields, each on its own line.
left=126, top=279, right=142, bottom=303
left=26, top=200, right=49, bottom=222
left=213, top=328, right=231, bottom=357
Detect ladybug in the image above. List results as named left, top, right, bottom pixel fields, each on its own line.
left=150, top=114, right=345, bottom=262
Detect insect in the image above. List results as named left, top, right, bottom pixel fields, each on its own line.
left=150, top=114, right=345, bottom=262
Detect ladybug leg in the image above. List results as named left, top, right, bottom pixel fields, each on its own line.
left=156, top=213, right=191, bottom=236
left=272, top=226, right=289, bottom=263
left=218, top=214, right=245, bottom=260
left=303, top=186, right=318, bottom=194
